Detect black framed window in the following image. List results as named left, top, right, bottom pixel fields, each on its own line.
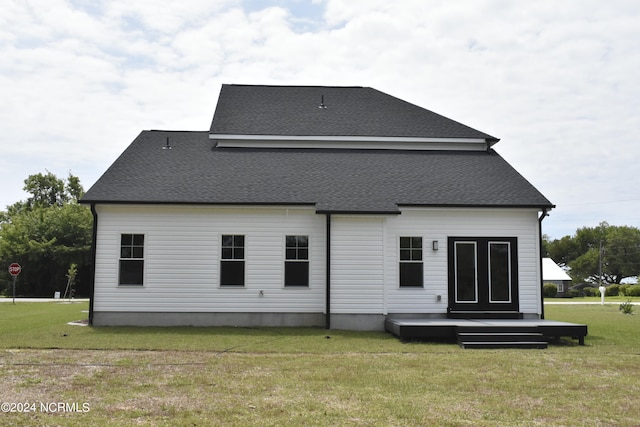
left=119, top=234, right=144, bottom=286
left=285, top=235, right=309, bottom=287
left=399, top=236, right=423, bottom=287
left=221, top=235, right=245, bottom=286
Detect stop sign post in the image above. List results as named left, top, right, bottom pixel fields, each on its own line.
left=9, top=263, right=21, bottom=276
left=8, top=263, right=21, bottom=304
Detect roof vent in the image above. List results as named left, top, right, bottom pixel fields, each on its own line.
left=163, top=137, right=172, bottom=150
left=318, top=94, right=327, bottom=109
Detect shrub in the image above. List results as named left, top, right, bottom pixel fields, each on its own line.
left=620, top=284, right=631, bottom=296
left=583, top=287, right=597, bottom=297
left=543, top=283, right=558, bottom=298
left=625, top=285, right=640, bottom=297
left=606, top=284, right=620, bottom=296
left=619, top=300, right=635, bottom=315
left=565, top=289, right=580, bottom=298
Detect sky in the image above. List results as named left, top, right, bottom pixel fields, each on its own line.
left=1, top=0, right=639, bottom=240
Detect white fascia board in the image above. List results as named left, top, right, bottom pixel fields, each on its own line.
left=210, top=134, right=489, bottom=151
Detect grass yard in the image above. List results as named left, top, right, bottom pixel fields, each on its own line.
left=546, top=296, right=640, bottom=303
left=1, top=302, right=640, bottom=426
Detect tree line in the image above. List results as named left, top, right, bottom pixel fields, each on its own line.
left=2, top=172, right=639, bottom=297
left=0, top=172, right=92, bottom=297
left=543, top=222, right=640, bottom=284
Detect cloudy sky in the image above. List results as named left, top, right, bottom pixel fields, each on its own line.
left=1, top=0, right=639, bottom=239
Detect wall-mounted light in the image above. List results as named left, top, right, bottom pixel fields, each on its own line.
left=432, top=240, right=439, bottom=251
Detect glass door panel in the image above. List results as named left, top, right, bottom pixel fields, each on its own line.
left=455, top=242, right=477, bottom=303
left=489, top=242, right=511, bottom=303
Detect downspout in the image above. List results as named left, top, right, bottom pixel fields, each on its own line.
left=325, top=213, right=331, bottom=329
left=538, top=208, right=549, bottom=319
left=88, top=204, right=98, bottom=325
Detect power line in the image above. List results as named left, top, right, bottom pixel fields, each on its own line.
left=561, top=199, right=640, bottom=207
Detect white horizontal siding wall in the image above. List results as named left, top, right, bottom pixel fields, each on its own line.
left=385, top=208, right=542, bottom=316
left=94, top=205, right=325, bottom=313
left=330, top=216, right=385, bottom=314
left=94, top=204, right=542, bottom=319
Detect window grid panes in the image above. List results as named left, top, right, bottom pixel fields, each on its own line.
left=120, top=234, right=144, bottom=259
left=221, top=235, right=245, bottom=286
left=222, top=235, right=244, bottom=260
left=285, top=235, right=309, bottom=287
left=399, top=236, right=423, bottom=287
left=119, top=234, right=144, bottom=286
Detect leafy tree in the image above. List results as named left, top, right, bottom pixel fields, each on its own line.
left=0, top=172, right=92, bottom=297
left=24, top=171, right=69, bottom=208
left=545, top=234, right=580, bottom=266
left=547, top=222, right=640, bottom=284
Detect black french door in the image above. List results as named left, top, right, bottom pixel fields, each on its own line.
left=447, top=237, right=519, bottom=315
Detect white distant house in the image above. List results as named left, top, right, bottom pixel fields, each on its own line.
left=542, top=258, right=572, bottom=295
left=81, top=84, right=555, bottom=330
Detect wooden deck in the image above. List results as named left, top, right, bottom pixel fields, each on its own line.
left=385, top=317, right=588, bottom=347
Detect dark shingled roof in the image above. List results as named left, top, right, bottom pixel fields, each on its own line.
left=210, top=84, right=499, bottom=141
left=82, top=130, right=553, bottom=212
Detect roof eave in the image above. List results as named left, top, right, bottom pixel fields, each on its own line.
left=398, top=203, right=556, bottom=210
left=210, top=134, right=491, bottom=151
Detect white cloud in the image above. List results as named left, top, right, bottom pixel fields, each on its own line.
left=1, top=0, right=639, bottom=238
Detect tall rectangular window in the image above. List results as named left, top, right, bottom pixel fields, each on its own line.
left=119, top=234, right=144, bottom=286
left=489, top=241, right=512, bottom=303
left=399, top=236, right=423, bottom=287
left=285, top=235, right=309, bottom=287
left=455, top=241, right=478, bottom=302
left=221, top=235, right=245, bottom=286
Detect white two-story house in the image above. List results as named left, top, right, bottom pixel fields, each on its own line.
left=81, top=84, right=554, bottom=330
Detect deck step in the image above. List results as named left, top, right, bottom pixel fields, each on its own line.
left=457, top=325, right=541, bottom=334
left=457, top=331, right=548, bottom=349
left=448, top=311, right=523, bottom=319
left=459, top=341, right=548, bottom=349
left=385, top=318, right=587, bottom=345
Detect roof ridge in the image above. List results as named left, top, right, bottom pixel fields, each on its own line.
left=224, top=83, right=366, bottom=89
left=145, top=130, right=209, bottom=133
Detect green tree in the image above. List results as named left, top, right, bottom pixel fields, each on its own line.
left=546, top=234, right=581, bottom=266
left=23, top=171, right=69, bottom=208
left=547, top=222, right=640, bottom=284
left=0, top=172, right=92, bottom=297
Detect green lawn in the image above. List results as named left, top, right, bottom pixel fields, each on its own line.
left=1, top=302, right=640, bottom=426
left=546, top=295, right=640, bottom=303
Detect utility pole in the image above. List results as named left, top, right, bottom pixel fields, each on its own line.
left=599, top=239, right=603, bottom=285
left=598, top=240, right=606, bottom=304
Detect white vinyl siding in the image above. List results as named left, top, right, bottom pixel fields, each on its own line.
left=93, top=205, right=325, bottom=313
left=330, top=216, right=385, bottom=314
left=93, top=205, right=543, bottom=318
left=385, top=208, right=542, bottom=316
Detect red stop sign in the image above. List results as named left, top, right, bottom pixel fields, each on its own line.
left=8, top=263, right=21, bottom=276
